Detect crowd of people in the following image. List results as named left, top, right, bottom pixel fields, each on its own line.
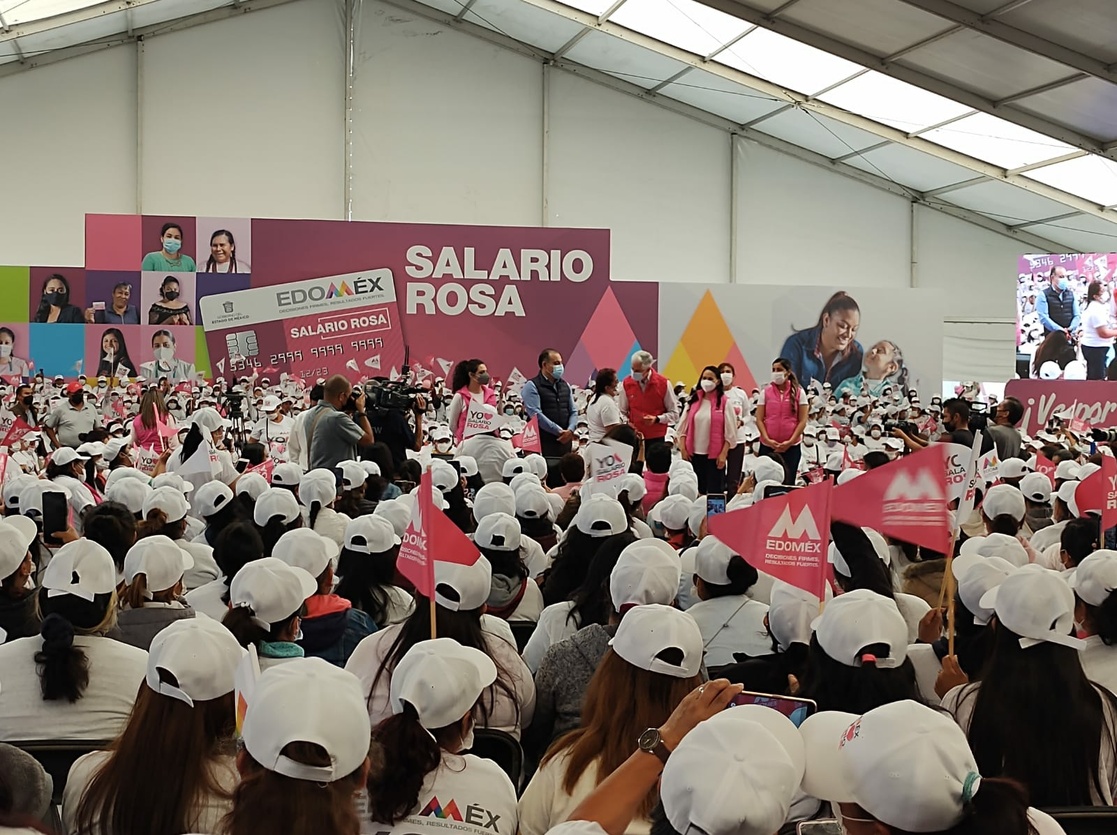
left=0, top=347, right=1111, bottom=835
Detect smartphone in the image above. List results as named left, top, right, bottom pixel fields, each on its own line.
left=797, top=822, right=841, bottom=835
left=727, top=690, right=817, bottom=727
left=761, top=483, right=800, bottom=500
left=705, top=492, right=726, bottom=517
left=41, top=491, right=69, bottom=542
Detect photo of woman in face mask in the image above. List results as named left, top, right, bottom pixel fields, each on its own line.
left=33, top=273, right=84, bottom=323
left=148, top=276, right=193, bottom=326
left=141, top=222, right=196, bottom=272
left=140, top=330, right=196, bottom=383
left=96, top=328, right=136, bottom=378
left=0, top=328, right=31, bottom=377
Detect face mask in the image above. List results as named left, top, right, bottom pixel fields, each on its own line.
left=870, top=429, right=881, bottom=439
left=803, top=437, right=815, bottom=447
left=21, top=396, right=33, bottom=406
left=700, top=379, right=716, bottom=393
left=154, top=346, right=174, bottom=363
left=0, top=345, right=10, bottom=359
left=477, top=372, right=491, bottom=386
left=163, top=237, right=182, bottom=254
left=632, top=370, right=646, bottom=382
left=95, top=460, right=109, bottom=471
left=720, top=372, right=733, bottom=387
left=503, top=407, right=515, bottom=416
left=43, top=291, right=64, bottom=306
left=826, top=439, right=838, bottom=448
left=551, top=364, right=565, bottom=380
left=163, top=290, right=180, bottom=302
left=458, top=722, right=475, bottom=753
left=771, top=371, right=786, bottom=386
left=69, top=395, right=83, bottom=406
left=435, top=441, right=452, bottom=453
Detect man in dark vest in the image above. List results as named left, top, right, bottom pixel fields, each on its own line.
left=521, top=349, right=578, bottom=479
left=1036, top=265, right=1079, bottom=340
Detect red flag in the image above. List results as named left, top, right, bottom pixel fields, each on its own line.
left=1034, top=453, right=1056, bottom=486
left=520, top=415, right=542, bottom=453
left=831, top=444, right=951, bottom=554
left=1, top=417, right=32, bottom=448
left=112, top=399, right=126, bottom=419
left=397, top=468, right=481, bottom=599
left=245, top=458, right=275, bottom=482
left=156, top=417, right=178, bottom=438
left=1074, top=456, right=1117, bottom=529
left=708, top=479, right=832, bottom=599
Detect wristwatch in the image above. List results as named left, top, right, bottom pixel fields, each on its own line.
left=637, top=727, right=671, bottom=764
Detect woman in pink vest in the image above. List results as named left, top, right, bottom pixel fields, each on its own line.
left=447, top=358, right=497, bottom=443
left=677, top=366, right=737, bottom=495
left=755, top=357, right=809, bottom=485
left=131, top=389, right=174, bottom=452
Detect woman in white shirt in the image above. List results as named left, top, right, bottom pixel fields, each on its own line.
left=585, top=369, right=622, bottom=444
left=717, top=363, right=751, bottom=492
left=63, top=618, right=243, bottom=835
left=1071, top=550, right=1117, bottom=697
left=47, top=448, right=99, bottom=534
left=0, top=540, right=148, bottom=743
left=359, top=639, right=518, bottom=835
left=518, top=605, right=702, bottom=835
left=1079, top=280, right=1117, bottom=380
left=335, top=515, right=415, bottom=628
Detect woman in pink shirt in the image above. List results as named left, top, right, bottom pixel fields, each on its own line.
left=676, top=366, right=736, bottom=495
left=131, top=389, right=175, bottom=452
left=756, top=357, right=809, bottom=484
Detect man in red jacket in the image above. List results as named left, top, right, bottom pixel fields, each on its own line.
left=618, top=351, right=678, bottom=463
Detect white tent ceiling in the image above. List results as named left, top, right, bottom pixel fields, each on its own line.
left=4, top=0, right=1117, bottom=252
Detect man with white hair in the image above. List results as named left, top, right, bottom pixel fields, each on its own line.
left=618, top=350, right=678, bottom=460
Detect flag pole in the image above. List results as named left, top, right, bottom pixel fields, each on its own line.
left=943, top=529, right=958, bottom=656
left=430, top=594, right=438, bottom=640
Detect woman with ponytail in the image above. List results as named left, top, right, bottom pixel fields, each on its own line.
left=0, top=540, right=147, bottom=741
left=1072, top=549, right=1117, bottom=695
left=116, top=535, right=196, bottom=650
left=137, top=485, right=219, bottom=591
left=800, top=700, right=1059, bottom=835
left=222, top=558, right=316, bottom=670
left=359, top=639, right=517, bottom=835
left=0, top=516, right=41, bottom=642
left=251, top=488, right=303, bottom=558
left=298, top=468, right=349, bottom=549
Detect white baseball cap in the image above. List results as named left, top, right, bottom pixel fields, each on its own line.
left=429, top=460, right=460, bottom=494
left=473, top=483, right=516, bottom=521
left=800, top=700, right=982, bottom=832
left=828, top=527, right=890, bottom=577
left=19, top=479, right=71, bottom=520
left=768, top=581, right=822, bottom=651
left=105, top=478, right=152, bottom=515
left=273, top=528, right=338, bottom=579
left=104, top=467, right=150, bottom=490
left=514, top=485, right=552, bottom=521
left=195, top=481, right=235, bottom=518
left=1078, top=462, right=1102, bottom=481
left=1054, top=459, right=1081, bottom=481
left=2, top=474, right=36, bottom=511
left=752, top=457, right=786, bottom=487
left=344, top=515, right=401, bottom=553
left=694, top=535, right=740, bottom=585
left=662, top=705, right=805, bottom=835
left=254, top=488, right=302, bottom=527
left=667, top=476, right=699, bottom=502
left=433, top=556, right=491, bottom=612
left=152, top=472, right=194, bottom=495
left=998, top=458, right=1031, bottom=480
left=1070, top=550, right=1117, bottom=607
left=649, top=495, right=692, bottom=532
left=373, top=500, right=412, bottom=538
left=474, top=512, right=521, bottom=552
left=405, top=481, right=449, bottom=512
left=299, top=469, right=338, bottom=509
left=508, top=472, right=542, bottom=495
left=523, top=454, right=549, bottom=480
left=574, top=494, right=629, bottom=537
left=608, top=604, right=702, bottom=678
left=41, top=539, right=118, bottom=602
left=143, top=486, right=190, bottom=524
left=261, top=394, right=281, bottom=413
left=616, top=473, right=647, bottom=503
left=123, top=535, right=193, bottom=595
left=836, top=469, right=863, bottom=486
left=146, top=616, right=245, bottom=707
left=668, top=460, right=695, bottom=479
left=242, top=658, right=371, bottom=782
left=335, top=461, right=367, bottom=491
left=103, top=437, right=130, bottom=464
left=501, top=458, right=529, bottom=479
left=980, top=567, right=1086, bottom=650
left=958, top=533, right=1029, bottom=567
left=229, top=557, right=316, bottom=629
left=271, top=462, right=304, bottom=487
left=951, top=552, right=1015, bottom=626
left=454, top=456, right=478, bottom=478
left=235, top=472, right=270, bottom=501
left=1020, top=471, right=1052, bottom=503
left=981, top=484, right=1026, bottom=523
left=389, top=638, right=497, bottom=729
left=1057, top=479, right=1084, bottom=518
left=811, top=589, right=908, bottom=668
left=431, top=425, right=452, bottom=443
left=609, top=539, right=681, bottom=610
left=51, top=447, right=89, bottom=467
left=0, top=517, right=37, bottom=580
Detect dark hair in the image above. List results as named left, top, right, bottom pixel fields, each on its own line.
left=563, top=531, right=638, bottom=627
left=204, top=229, right=239, bottom=273
left=159, top=222, right=183, bottom=239
left=137, top=508, right=186, bottom=542
left=602, top=425, right=643, bottom=474
left=221, top=602, right=303, bottom=648
left=646, top=442, right=672, bottom=474
left=214, top=523, right=264, bottom=603
left=801, top=635, right=920, bottom=714
left=698, top=555, right=758, bottom=598
left=538, top=348, right=559, bottom=369
left=151, top=328, right=176, bottom=348
left=771, top=357, right=801, bottom=401
left=559, top=453, right=585, bottom=484
left=543, top=526, right=634, bottom=606
left=34, top=589, right=117, bottom=703
left=830, top=524, right=896, bottom=601
left=308, top=383, right=324, bottom=403
left=335, top=545, right=403, bottom=627
left=256, top=516, right=302, bottom=559
left=1088, top=280, right=1104, bottom=303
left=46, top=456, right=83, bottom=482
left=592, top=368, right=618, bottom=404
left=34, top=273, right=70, bottom=322
left=450, top=359, right=484, bottom=393
left=442, top=481, right=475, bottom=535
left=363, top=443, right=395, bottom=500
left=396, top=459, right=422, bottom=488
left=1083, top=588, right=1117, bottom=646
left=862, top=450, right=891, bottom=470
left=960, top=622, right=1117, bottom=806
left=479, top=545, right=528, bottom=583
left=697, top=365, right=724, bottom=407
left=159, top=276, right=181, bottom=299
left=811, top=291, right=860, bottom=332
left=943, top=397, right=971, bottom=423
left=239, top=443, right=267, bottom=471
left=1000, top=396, right=1024, bottom=427
left=1033, top=330, right=1077, bottom=376
left=83, top=502, right=138, bottom=572
left=0, top=327, right=14, bottom=344
left=1061, top=517, right=1100, bottom=568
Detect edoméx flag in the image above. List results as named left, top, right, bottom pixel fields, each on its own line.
left=0, top=417, right=32, bottom=448
left=1073, top=456, right=1117, bottom=530
left=832, top=444, right=951, bottom=555
left=708, top=479, right=832, bottom=598
left=397, top=467, right=481, bottom=599
left=519, top=414, right=542, bottom=453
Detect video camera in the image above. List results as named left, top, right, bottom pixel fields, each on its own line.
left=883, top=420, right=919, bottom=435
left=222, top=389, right=245, bottom=419
left=351, top=378, right=425, bottom=414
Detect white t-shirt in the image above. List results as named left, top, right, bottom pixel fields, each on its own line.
left=689, top=399, right=713, bottom=456
left=723, top=387, right=750, bottom=443
left=585, top=395, right=622, bottom=443
left=0, top=635, right=147, bottom=742
left=63, top=750, right=238, bottom=835
left=357, top=753, right=518, bottom=835
left=1081, top=634, right=1117, bottom=696
left=686, top=596, right=773, bottom=668
left=519, top=750, right=649, bottom=835
left=345, top=623, right=535, bottom=740
left=251, top=414, right=295, bottom=443
left=521, top=601, right=579, bottom=674
left=1082, top=300, right=1113, bottom=348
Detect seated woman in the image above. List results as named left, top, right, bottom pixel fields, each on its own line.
left=0, top=516, right=41, bottom=642
left=299, top=468, right=350, bottom=549
left=334, top=515, right=414, bottom=628
left=359, top=639, right=518, bottom=835
left=116, top=535, right=196, bottom=651
left=475, top=512, right=544, bottom=623
left=63, top=618, right=243, bottom=835
left=222, top=557, right=316, bottom=670
left=1073, top=549, right=1117, bottom=695
left=0, top=540, right=147, bottom=742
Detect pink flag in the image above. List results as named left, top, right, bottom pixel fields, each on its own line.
left=1074, top=456, right=1117, bottom=529
left=397, top=468, right=481, bottom=599
left=832, top=444, right=951, bottom=554
left=520, top=414, right=542, bottom=453
left=245, top=458, right=275, bottom=482
left=708, top=479, right=832, bottom=599
left=1034, top=453, right=1056, bottom=486
left=1, top=417, right=32, bottom=448
left=156, top=417, right=178, bottom=438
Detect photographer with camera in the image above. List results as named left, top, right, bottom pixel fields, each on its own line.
left=306, top=375, right=374, bottom=470
left=364, top=382, right=426, bottom=471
